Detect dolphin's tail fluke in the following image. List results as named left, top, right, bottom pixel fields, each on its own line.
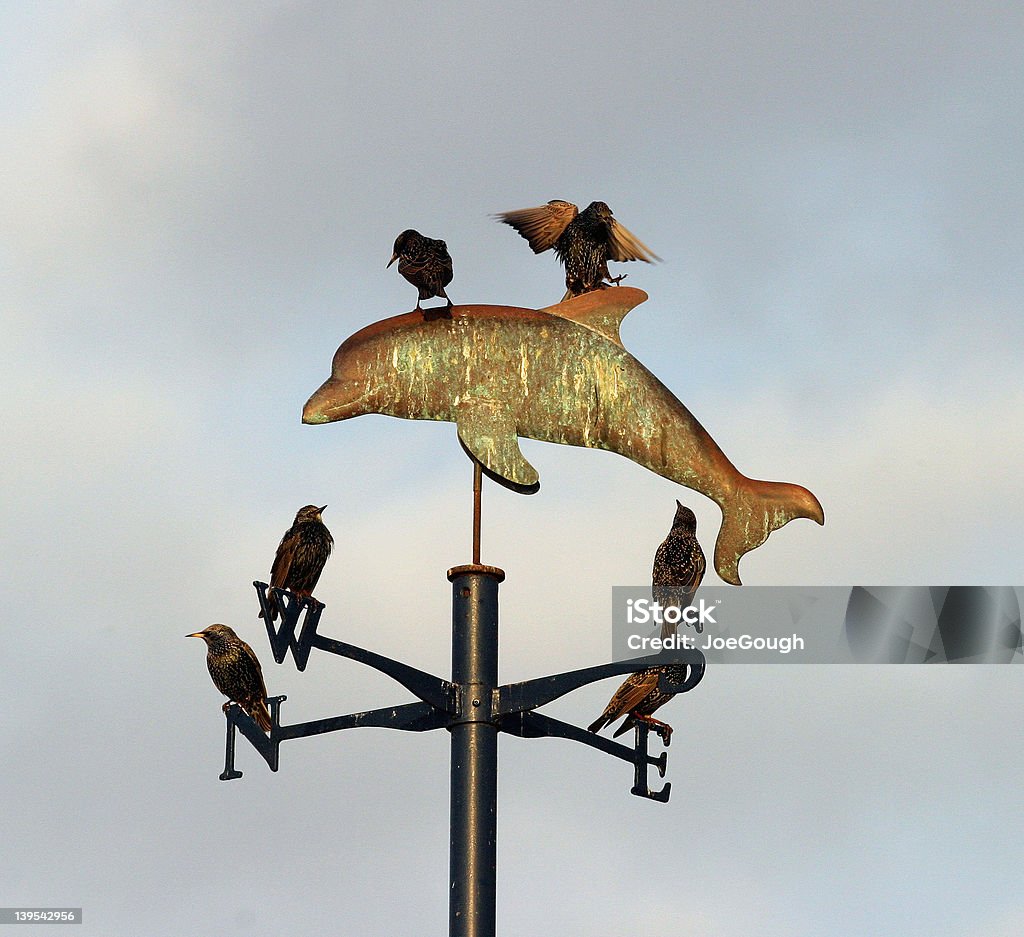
left=714, top=478, right=824, bottom=585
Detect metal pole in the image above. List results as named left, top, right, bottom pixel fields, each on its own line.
left=472, top=463, right=482, bottom=565
left=448, top=564, right=504, bottom=937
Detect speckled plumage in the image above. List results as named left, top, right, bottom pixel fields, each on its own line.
left=188, top=624, right=271, bottom=733
left=496, top=199, right=659, bottom=300
left=588, top=502, right=705, bottom=742
left=586, top=662, right=689, bottom=742
left=653, top=500, right=706, bottom=635
left=388, top=229, right=453, bottom=309
left=261, top=504, right=333, bottom=622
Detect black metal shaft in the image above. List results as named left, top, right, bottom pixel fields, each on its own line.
left=448, top=564, right=504, bottom=937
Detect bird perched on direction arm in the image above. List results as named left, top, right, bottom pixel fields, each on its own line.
left=588, top=501, right=704, bottom=743
left=261, top=504, right=333, bottom=622
left=187, top=624, right=272, bottom=733
left=586, top=661, right=689, bottom=743
left=388, top=229, right=454, bottom=312
left=653, top=500, right=706, bottom=636
left=496, top=199, right=659, bottom=300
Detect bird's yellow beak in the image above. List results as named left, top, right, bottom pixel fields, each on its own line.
left=387, top=252, right=398, bottom=268
left=186, top=632, right=204, bottom=639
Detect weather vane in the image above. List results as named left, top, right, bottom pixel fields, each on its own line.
left=198, top=221, right=824, bottom=936
left=303, top=286, right=823, bottom=584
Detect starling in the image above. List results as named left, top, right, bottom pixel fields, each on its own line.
left=187, top=624, right=272, bottom=733
left=586, top=662, right=689, bottom=743
left=587, top=503, right=704, bottom=743
left=653, top=500, right=706, bottom=636
left=261, top=504, right=333, bottom=622
left=496, top=199, right=659, bottom=300
left=388, top=229, right=453, bottom=311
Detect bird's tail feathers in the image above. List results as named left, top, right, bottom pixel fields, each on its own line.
left=612, top=716, right=636, bottom=739
left=259, top=591, right=280, bottom=622
left=587, top=715, right=609, bottom=734
left=250, top=699, right=272, bottom=734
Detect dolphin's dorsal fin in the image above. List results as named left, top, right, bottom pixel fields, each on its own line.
left=541, top=286, right=648, bottom=348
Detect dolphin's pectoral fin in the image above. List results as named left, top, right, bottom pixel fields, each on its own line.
left=455, top=398, right=540, bottom=493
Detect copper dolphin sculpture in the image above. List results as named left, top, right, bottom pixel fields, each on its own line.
left=303, top=287, right=824, bottom=584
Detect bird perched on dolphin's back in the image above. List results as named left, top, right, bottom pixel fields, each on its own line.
left=261, top=504, right=333, bottom=622
left=388, top=229, right=453, bottom=310
left=653, top=500, right=707, bottom=635
left=496, top=199, right=659, bottom=299
left=188, top=624, right=272, bottom=733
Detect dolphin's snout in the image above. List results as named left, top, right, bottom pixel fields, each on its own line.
left=301, top=398, right=329, bottom=424
left=302, top=378, right=363, bottom=424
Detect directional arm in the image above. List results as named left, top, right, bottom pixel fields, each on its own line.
left=276, top=700, right=450, bottom=740
left=311, top=635, right=454, bottom=712
left=220, top=698, right=450, bottom=780
left=254, top=582, right=453, bottom=711
left=500, top=710, right=646, bottom=766
left=497, top=648, right=705, bottom=715
left=500, top=710, right=671, bottom=801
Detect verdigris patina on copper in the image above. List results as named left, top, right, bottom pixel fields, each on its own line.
left=302, top=287, right=823, bottom=585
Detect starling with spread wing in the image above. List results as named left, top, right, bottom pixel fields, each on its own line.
left=261, top=504, right=333, bottom=622
left=388, top=229, right=453, bottom=310
left=496, top=199, right=659, bottom=300
left=188, top=624, right=272, bottom=733
left=586, top=661, right=689, bottom=743
left=653, top=500, right=706, bottom=636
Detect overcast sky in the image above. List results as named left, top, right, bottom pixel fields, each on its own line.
left=3, top=3, right=1022, bottom=936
